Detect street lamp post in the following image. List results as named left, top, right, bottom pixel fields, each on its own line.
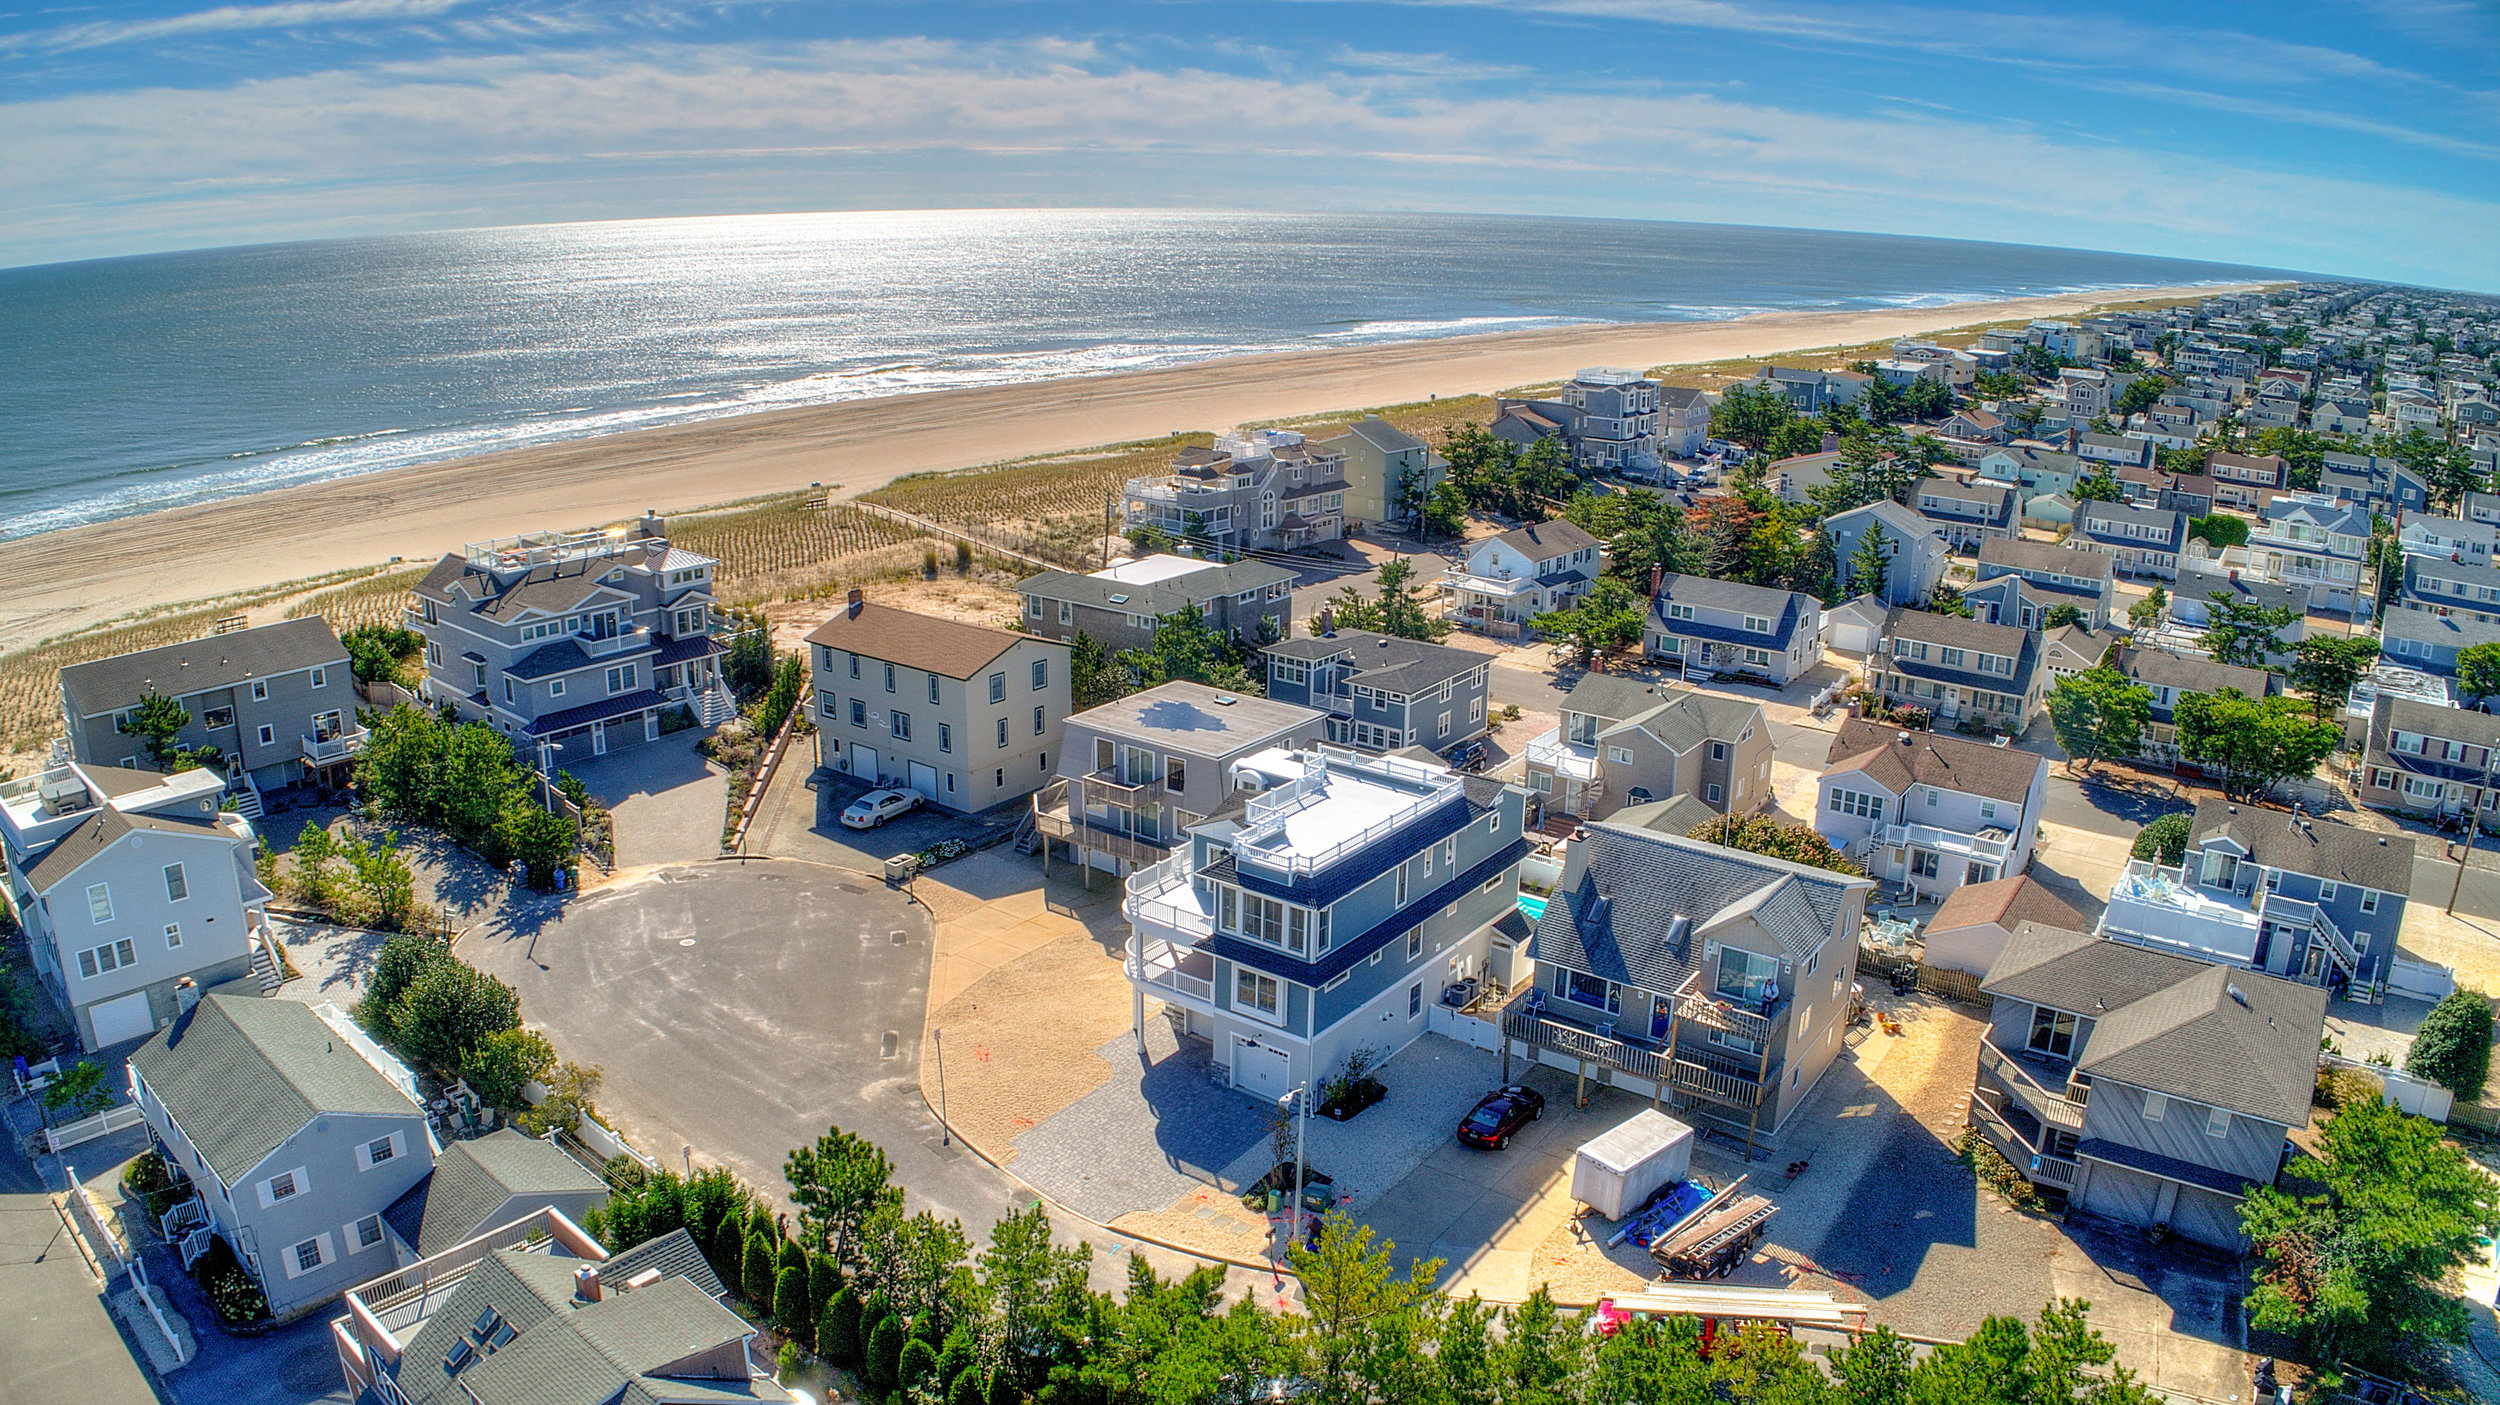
left=538, top=740, right=564, bottom=811
left=1279, top=1081, right=1311, bottom=1251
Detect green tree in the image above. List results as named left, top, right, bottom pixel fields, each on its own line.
left=774, top=1263, right=813, bottom=1346
left=809, top=1251, right=841, bottom=1336
left=741, top=1227, right=778, bottom=1308
left=722, top=619, right=775, bottom=701
left=1365, top=556, right=1450, bottom=641
left=1530, top=576, right=1645, bottom=668
left=291, top=821, right=341, bottom=909
left=785, top=1126, right=900, bottom=1270
left=2251, top=427, right=2329, bottom=491
left=820, top=1285, right=865, bottom=1368
left=388, top=956, right=521, bottom=1074
left=1827, top=1325, right=1915, bottom=1405
left=2113, top=373, right=2171, bottom=419
left=2197, top=594, right=2297, bottom=668
left=2174, top=688, right=2342, bottom=803
left=340, top=830, right=417, bottom=926
left=38, top=1060, right=113, bottom=1118
left=2186, top=514, right=2247, bottom=551
left=1421, top=476, right=1468, bottom=539
left=1708, top=382, right=1797, bottom=453
left=898, top=1337, right=940, bottom=1395
left=460, top=1027, right=554, bottom=1111
left=340, top=624, right=424, bottom=685
left=934, top=1324, right=978, bottom=1394
left=1686, top=814, right=1860, bottom=876
left=2126, top=584, right=2167, bottom=632
left=1763, top=418, right=1827, bottom=462
left=1493, top=1288, right=1588, bottom=1405
left=947, top=1362, right=987, bottom=1405
left=2457, top=642, right=2500, bottom=703
left=512, top=1058, right=601, bottom=1137
left=2288, top=635, right=2380, bottom=720
left=2046, top=668, right=2153, bottom=774
left=1066, top=631, right=1130, bottom=712
left=864, top=1313, right=906, bottom=1393
left=121, top=692, right=193, bottom=770
left=2385, top=426, right=2482, bottom=512
left=978, top=1200, right=1092, bottom=1388
left=2404, top=988, right=2494, bottom=1099
left=2130, top=813, right=2192, bottom=867
left=857, top=1202, right=972, bottom=1330
left=1121, top=603, right=1257, bottom=694
left=2041, top=603, right=2086, bottom=630
left=1287, top=1211, right=1441, bottom=1393
left=1846, top=518, right=1894, bottom=599
left=2242, top=1097, right=2500, bottom=1363
left=1561, top=486, right=1686, bottom=589
left=983, top=1362, right=1018, bottom=1405
left=756, top=653, right=808, bottom=738
left=2072, top=470, right=2122, bottom=502
left=494, top=800, right=578, bottom=889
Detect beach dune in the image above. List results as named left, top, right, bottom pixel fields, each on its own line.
left=2, top=283, right=2265, bottom=653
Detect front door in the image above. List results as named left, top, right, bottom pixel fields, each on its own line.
left=592, top=721, right=608, bottom=756
left=644, top=711, right=660, bottom=743
left=1650, top=995, right=1674, bottom=1041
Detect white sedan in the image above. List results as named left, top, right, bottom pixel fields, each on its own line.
left=840, top=788, right=922, bottom=830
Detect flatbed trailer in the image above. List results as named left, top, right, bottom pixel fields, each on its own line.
left=1647, top=1180, right=1777, bottom=1279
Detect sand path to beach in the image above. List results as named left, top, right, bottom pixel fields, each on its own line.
left=0, top=282, right=2268, bottom=652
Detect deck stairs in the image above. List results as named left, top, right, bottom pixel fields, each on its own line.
left=248, top=930, right=286, bottom=993
left=1012, top=810, right=1040, bottom=855
left=697, top=683, right=738, bottom=728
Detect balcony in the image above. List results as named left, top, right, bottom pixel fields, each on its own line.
left=1523, top=728, right=1601, bottom=782
left=1126, top=933, right=1215, bottom=1008
left=1500, top=992, right=1771, bottom=1109
left=1975, top=1037, right=2087, bottom=1134
left=1084, top=766, right=1169, bottom=804
left=1031, top=781, right=1172, bottom=867
left=1969, top=1091, right=2079, bottom=1190
left=2099, top=859, right=2262, bottom=967
left=1441, top=569, right=1543, bottom=600
left=581, top=626, right=652, bottom=659
left=2261, top=892, right=2360, bottom=979
left=301, top=725, right=372, bottom=765
left=1122, top=852, right=1214, bottom=939
left=1881, top=822, right=2013, bottom=862
left=1675, top=973, right=1789, bottom=1045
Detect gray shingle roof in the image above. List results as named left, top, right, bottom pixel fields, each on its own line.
left=58, top=616, right=348, bottom=719
left=1820, top=717, right=2046, bottom=806
left=602, top=1228, right=725, bottom=1300
left=1979, top=922, right=2325, bottom=1126
left=2076, top=498, right=2185, bottom=548
left=2116, top=646, right=2274, bottom=702
left=1528, top=823, right=1868, bottom=995
left=2189, top=798, right=2414, bottom=895
left=1016, top=556, right=1295, bottom=619
left=1493, top=519, right=1602, bottom=561
left=22, top=806, right=225, bottom=894
left=2382, top=603, right=2500, bottom=661
left=1607, top=794, right=1724, bottom=838
left=1262, top=630, right=1483, bottom=696
left=1978, top=536, right=2114, bottom=586
left=128, top=994, right=423, bottom=1183
left=2172, top=566, right=2309, bottom=616
left=386, top=1129, right=608, bottom=1254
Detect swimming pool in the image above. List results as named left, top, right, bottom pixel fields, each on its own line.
left=1517, top=892, right=1548, bottom=922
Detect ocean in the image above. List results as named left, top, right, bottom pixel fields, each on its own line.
left=0, top=210, right=2291, bottom=540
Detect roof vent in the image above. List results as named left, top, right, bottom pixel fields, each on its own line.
left=1212, top=694, right=1237, bottom=706
left=2225, top=982, right=2248, bottom=1007
left=1898, top=732, right=1912, bottom=746
left=2226, top=805, right=2238, bottom=815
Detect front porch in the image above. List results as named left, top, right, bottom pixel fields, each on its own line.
left=1494, top=977, right=1787, bottom=1155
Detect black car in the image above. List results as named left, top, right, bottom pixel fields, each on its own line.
left=1456, top=1084, right=1545, bottom=1149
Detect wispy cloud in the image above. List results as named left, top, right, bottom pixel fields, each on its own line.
left=2, top=0, right=476, bottom=55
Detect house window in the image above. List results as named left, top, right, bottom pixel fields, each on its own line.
left=1166, top=756, right=1186, bottom=791
left=251, top=680, right=269, bottom=702
left=76, top=939, right=138, bottom=979
left=1236, top=970, right=1280, bottom=1017
left=1742, top=648, right=1771, bottom=666
left=1033, top=706, right=1045, bottom=736
left=1667, top=603, right=1695, bottom=621
left=1706, top=783, right=1723, bottom=803
left=2204, top=1105, right=2231, bottom=1139
left=2359, top=891, right=2380, bottom=913
left=164, top=864, right=187, bottom=902
left=268, top=1171, right=300, bottom=1202
left=202, top=706, right=234, bottom=730
left=1981, top=800, right=1998, bottom=820
left=850, top=700, right=867, bottom=728
left=258, top=724, right=275, bottom=746
left=1407, top=928, right=1423, bottom=960
left=997, top=718, right=1009, bottom=748
left=366, top=1135, right=396, bottom=1166
left=1709, top=741, right=1729, bottom=762
left=87, top=883, right=112, bottom=923
left=820, top=691, right=839, bottom=719
left=1396, top=865, right=1409, bottom=905
left=1032, top=659, right=1049, bottom=691
left=2028, top=1007, right=2077, bottom=1058
left=938, top=723, right=953, bottom=754
left=989, top=673, right=1006, bottom=704
left=1059, top=601, right=1073, bottom=625
left=850, top=654, right=861, bottom=679
left=309, top=667, right=327, bottom=689
left=1560, top=968, right=1617, bottom=1012
left=504, top=679, right=517, bottom=704
left=1410, top=982, right=1424, bottom=1018
left=2143, top=1092, right=2167, bottom=1122
left=928, top=674, right=941, bottom=704
left=354, top=1215, right=385, bottom=1250
left=1827, top=789, right=1884, bottom=821
left=891, top=711, right=912, bottom=741
left=1743, top=614, right=1771, bottom=633
left=165, top=923, right=181, bottom=949
left=605, top=664, right=637, bottom=694
left=293, top=1238, right=325, bottom=1274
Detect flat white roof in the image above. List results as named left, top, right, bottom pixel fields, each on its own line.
left=1098, top=554, right=1224, bottom=586
left=1234, top=746, right=1459, bottom=868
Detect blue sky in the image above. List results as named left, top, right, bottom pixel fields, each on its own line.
left=4, top=0, right=2497, bottom=288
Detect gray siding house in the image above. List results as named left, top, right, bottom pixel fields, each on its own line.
left=413, top=515, right=730, bottom=763
left=1318, top=416, right=1444, bottom=531
left=1019, top=553, right=1294, bottom=654
left=1037, top=683, right=1326, bottom=879
left=0, top=761, right=272, bottom=1049
left=1915, top=479, right=2018, bottom=550
left=1975, top=538, right=2117, bottom=631
left=1867, top=608, right=2044, bottom=733
left=1523, top=674, right=1771, bottom=823
left=2073, top=499, right=2187, bottom=579
left=2361, top=695, right=2500, bottom=828
left=1514, top=823, right=1873, bottom=1152
left=1813, top=717, right=2050, bottom=901
left=1645, top=574, right=1825, bottom=686
left=1262, top=629, right=1490, bottom=756
left=59, top=616, right=358, bottom=800
left=1972, top=922, right=2325, bottom=1251
left=1824, top=500, right=1947, bottom=607
left=1121, top=746, right=1529, bottom=1101
left=2378, top=604, right=2500, bottom=681
left=130, top=994, right=437, bottom=1320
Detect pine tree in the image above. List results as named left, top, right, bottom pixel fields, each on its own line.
left=808, top=1252, right=841, bottom=1332
left=1847, top=518, right=1893, bottom=600
left=897, top=1338, right=940, bottom=1395
left=984, top=1363, right=1020, bottom=1405
left=934, top=1324, right=977, bottom=1392
left=741, top=1228, right=777, bottom=1308
left=2406, top=989, right=2494, bottom=1099
left=772, top=1264, right=812, bottom=1347
left=777, top=1236, right=806, bottom=1278
left=947, top=1366, right=987, bottom=1405
left=818, top=1285, right=864, bottom=1368
left=864, top=1315, right=906, bottom=1392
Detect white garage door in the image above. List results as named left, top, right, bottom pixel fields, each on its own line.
left=906, top=761, right=940, bottom=803
left=1231, top=1035, right=1291, bottom=1103
left=849, top=745, right=880, bottom=784
left=88, top=990, right=155, bottom=1048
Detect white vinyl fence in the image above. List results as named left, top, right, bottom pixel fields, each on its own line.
left=2387, top=955, right=2457, bottom=1003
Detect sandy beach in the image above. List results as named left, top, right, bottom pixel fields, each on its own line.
left=1, top=282, right=2270, bottom=653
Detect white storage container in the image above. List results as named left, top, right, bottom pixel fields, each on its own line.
left=1570, top=1109, right=1695, bottom=1220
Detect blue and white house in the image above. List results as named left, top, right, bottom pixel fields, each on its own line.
left=1261, top=629, right=1491, bottom=756
left=2379, top=604, right=2500, bottom=681
left=2098, top=799, right=2412, bottom=991
left=1120, top=745, right=1529, bottom=1101
left=1644, top=574, right=1825, bottom=686
left=1823, top=499, right=1946, bottom=607
left=2236, top=492, right=2375, bottom=619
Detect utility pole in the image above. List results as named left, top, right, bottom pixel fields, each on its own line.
left=2447, top=744, right=2497, bottom=914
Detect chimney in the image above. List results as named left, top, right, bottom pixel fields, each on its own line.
left=174, top=977, right=199, bottom=1015
left=846, top=588, right=864, bottom=618
left=574, top=1266, right=602, bottom=1303
left=638, top=510, right=666, bottom=541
